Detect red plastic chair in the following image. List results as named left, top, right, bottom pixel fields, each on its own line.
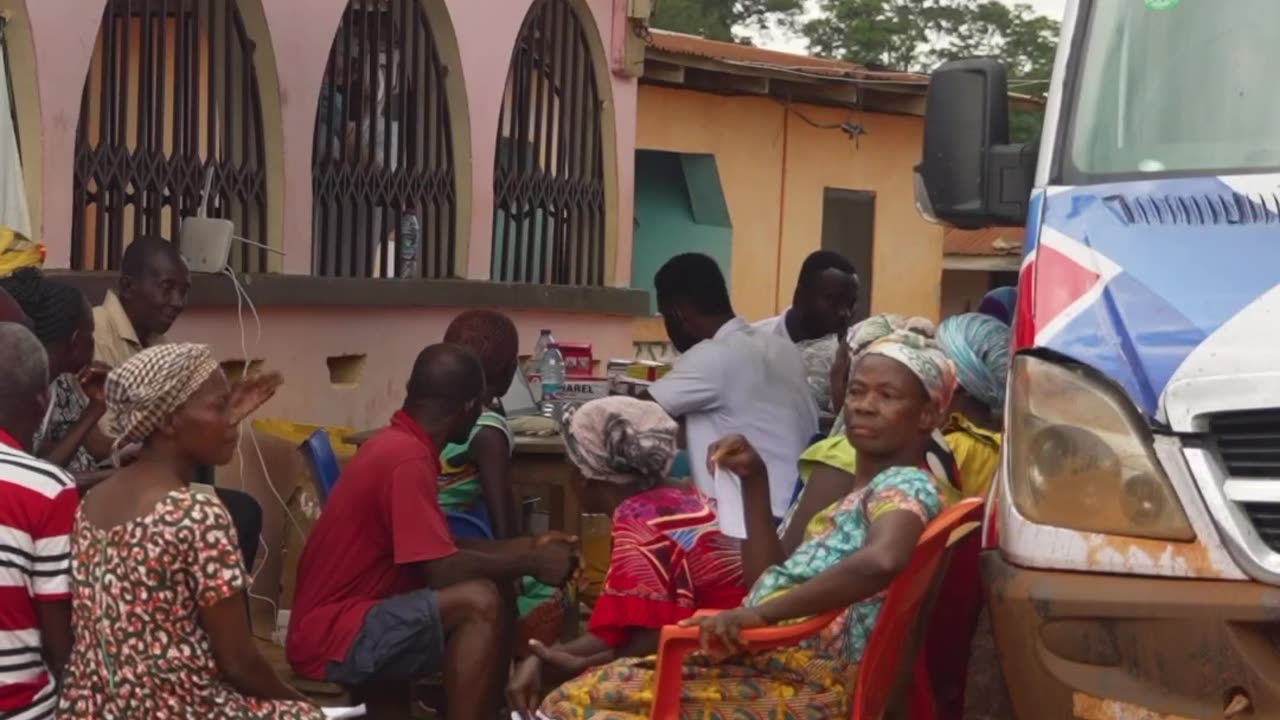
left=650, top=497, right=984, bottom=720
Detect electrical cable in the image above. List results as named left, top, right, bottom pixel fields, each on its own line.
left=221, top=264, right=306, bottom=641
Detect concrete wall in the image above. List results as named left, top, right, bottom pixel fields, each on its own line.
left=13, top=0, right=637, bottom=282
left=941, top=269, right=992, bottom=318
left=635, top=84, right=943, bottom=330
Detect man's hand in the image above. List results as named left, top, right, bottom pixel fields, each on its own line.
left=534, top=531, right=578, bottom=548
left=707, top=434, right=767, bottom=487
left=678, top=607, right=768, bottom=657
left=230, top=371, right=284, bottom=424
left=78, top=362, right=112, bottom=407
left=529, top=538, right=577, bottom=587
left=506, top=655, right=544, bottom=719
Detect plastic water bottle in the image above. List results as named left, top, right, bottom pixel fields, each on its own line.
left=398, top=210, right=420, bottom=278
left=538, top=344, right=566, bottom=419
left=532, top=329, right=555, bottom=369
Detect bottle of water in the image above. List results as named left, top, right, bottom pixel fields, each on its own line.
left=532, top=329, right=555, bottom=371
left=398, top=209, right=420, bottom=278
left=538, top=343, right=566, bottom=420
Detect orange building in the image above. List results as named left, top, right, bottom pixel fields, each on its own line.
left=631, top=31, right=944, bottom=343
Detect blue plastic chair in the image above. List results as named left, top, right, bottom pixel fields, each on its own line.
left=300, top=430, right=341, bottom=503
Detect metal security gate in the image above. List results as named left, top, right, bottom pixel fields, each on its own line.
left=492, top=0, right=606, bottom=286
left=72, top=0, right=269, bottom=272
left=312, top=0, right=457, bottom=279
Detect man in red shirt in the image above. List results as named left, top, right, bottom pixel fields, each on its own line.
left=0, top=321, right=78, bottom=720
left=288, top=344, right=575, bottom=720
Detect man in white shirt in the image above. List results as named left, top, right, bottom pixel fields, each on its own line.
left=753, top=250, right=859, bottom=343
left=753, top=250, right=859, bottom=420
left=647, top=253, right=818, bottom=538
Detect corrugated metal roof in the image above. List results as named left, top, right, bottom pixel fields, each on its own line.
left=943, top=226, right=1025, bottom=256
left=645, top=29, right=929, bottom=83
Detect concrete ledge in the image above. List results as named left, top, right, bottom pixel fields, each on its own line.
left=50, top=272, right=652, bottom=317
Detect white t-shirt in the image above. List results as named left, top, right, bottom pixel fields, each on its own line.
left=649, top=317, right=819, bottom=538
left=752, top=308, right=794, bottom=341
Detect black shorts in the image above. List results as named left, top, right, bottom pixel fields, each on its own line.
left=325, top=588, right=445, bottom=687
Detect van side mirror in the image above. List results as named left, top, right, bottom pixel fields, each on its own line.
left=915, top=57, right=1033, bottom=229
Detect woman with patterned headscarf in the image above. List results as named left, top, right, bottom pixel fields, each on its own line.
left=782, top=315, right=963, bottom=551
left=56, top=344, right=323, bottom=720
left=507, top=396, right=746, bottom=715
left=521, top=325, right=953, bottom=720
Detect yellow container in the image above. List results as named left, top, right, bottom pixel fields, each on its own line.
left=251, top=419, right=359, bottom=462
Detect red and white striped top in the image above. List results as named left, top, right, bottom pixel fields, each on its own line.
left=0, top=431, right=77, bottom=720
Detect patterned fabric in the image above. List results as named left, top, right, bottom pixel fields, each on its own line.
left=106, top=343, right=219, bottom=451
left=588, top=486, right=746, bottom=647
left=539, top=466, right=942, bottom=719
left=561, top=397, right=678, bottom=488
left=813, top=426, right=961, bottom=510
left=437, top=410, right=514, bottom=511
left=33, top=373, right=95, bottom=473
left=781, top=435, right=961, bottom=539
left=747, top=466, right=943, bottom=663
left=850, top=315, right=957, bottom=412
left=57, top=489, right=322, bottom=719
left=938, top=313, right=1011, bottom=411
left=540, top=650, right=857, bottom=720
left=795, top=335, right=840, bottom=416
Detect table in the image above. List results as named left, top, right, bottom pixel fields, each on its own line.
left=342, top=429, right=582, bottom=540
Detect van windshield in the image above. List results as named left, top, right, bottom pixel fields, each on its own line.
left=1064, top=0, right=1280, bottom=182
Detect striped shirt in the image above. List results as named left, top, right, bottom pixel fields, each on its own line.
left=0, top=432, right=76, bottom=720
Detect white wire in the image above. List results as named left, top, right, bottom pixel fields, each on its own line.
left=221, top=265, right=306, bottom=636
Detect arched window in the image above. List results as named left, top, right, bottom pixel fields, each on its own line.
left=493, top=0, right=606, bottom=286
left=312, top=0, right=457, bottom=279
left=71, top=0, right=269, bottom=272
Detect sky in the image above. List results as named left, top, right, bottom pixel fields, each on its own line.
left=750, top=0, right=1069, bottom=53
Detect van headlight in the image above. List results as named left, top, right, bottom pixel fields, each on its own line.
left=1008, top=355, right=1194, bottom=541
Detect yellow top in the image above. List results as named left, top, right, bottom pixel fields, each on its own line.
left=797, top=434, right=963, bottom=507
left=942, top=413, right=1002, bottom=500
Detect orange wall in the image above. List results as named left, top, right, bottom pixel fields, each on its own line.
left=635, top=84, right=943, bottom=327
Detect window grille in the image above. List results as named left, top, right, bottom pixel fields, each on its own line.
left=72, top=0, right=269, bottom=272
left=493, top=0, right=606, bottom=286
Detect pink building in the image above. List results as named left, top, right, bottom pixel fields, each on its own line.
left=1, top=0, right=647, bottom=600
left=2, top=0, right=645, bottom=424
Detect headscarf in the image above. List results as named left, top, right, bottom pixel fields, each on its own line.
left=106, top=343, right=221, bottom=450
left=938, top=313, right=1011, bottom=411
left=977, top=286, right=1017, bottom=326
left=561, top=396, right=678, bottom=489
left=849, top=314, right=957, bottom=412
left=831, top=314, right=961, bottom=492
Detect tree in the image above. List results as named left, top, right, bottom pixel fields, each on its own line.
left=802, top=0, right=1057, bottom=141
left=650, top=0, right=803, bottom=43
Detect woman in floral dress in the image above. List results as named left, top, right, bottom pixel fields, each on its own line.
left=528, top=317, right=957, bottom=720
left=57, top=343, right=323, bottom=719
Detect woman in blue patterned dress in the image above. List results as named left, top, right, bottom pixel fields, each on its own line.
left=524, top=318, right=958, bottom=720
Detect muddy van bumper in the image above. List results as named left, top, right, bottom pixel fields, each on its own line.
left=981, top=551, right=1280, bottom=720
